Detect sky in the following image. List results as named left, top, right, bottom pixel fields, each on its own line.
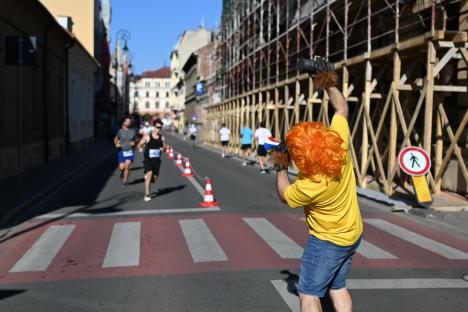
left=110, top=0, right=222, bottom=74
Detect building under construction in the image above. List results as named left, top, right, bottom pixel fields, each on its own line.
left=205, top=0, right=467, bottom=197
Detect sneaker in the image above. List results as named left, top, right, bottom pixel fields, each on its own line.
left=144, top=194, right=151, bottom=202
left=242, top=161, right=248, bottom=166
left=260, top=169, right=267, bottom=175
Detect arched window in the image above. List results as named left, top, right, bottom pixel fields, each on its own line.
left=134, top=91, right=139, bottom=97
left=146, top=91, right=149, bottom=97
left=145, top=102, right=149, bottom=109
left=166, top=92, right=169, bottom=98
left=156, top=102, right=160, bottom=109
left=156, top=92, right=159, bottom=98
left=166, top=102, right=169, bottom=109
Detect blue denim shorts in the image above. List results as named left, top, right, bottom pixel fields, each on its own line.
left=297, top=235, right=361, bottom=297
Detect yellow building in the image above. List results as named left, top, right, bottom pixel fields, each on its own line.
left=39, top=0, right=99, bottom=56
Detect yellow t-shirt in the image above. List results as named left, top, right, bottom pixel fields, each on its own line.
left=284, top=114, right=363, bottom=246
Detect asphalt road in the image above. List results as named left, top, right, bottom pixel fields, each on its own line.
left=1, top=133, right=467, bottom=312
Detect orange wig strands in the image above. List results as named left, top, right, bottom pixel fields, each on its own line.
left=286, top=122, right=347, bottom=182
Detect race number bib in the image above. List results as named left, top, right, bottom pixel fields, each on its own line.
left=122, top=150, right=134, bottom=157
left=149, top=149, right=161, bottom=158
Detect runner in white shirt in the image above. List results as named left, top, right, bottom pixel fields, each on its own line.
left=219, top=123, right=231, bottom=158
left=254, top=121, right=272, bottom=174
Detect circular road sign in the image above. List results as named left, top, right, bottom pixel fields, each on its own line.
left=398, top=146, right=431, bottom=176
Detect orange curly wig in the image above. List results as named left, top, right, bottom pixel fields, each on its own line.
left=286, top=122, right=347, bottom=182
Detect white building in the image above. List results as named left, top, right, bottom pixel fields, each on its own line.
left=129, top=67, right=171, bottom=117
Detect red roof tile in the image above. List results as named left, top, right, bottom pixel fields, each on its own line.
left=142, top=67, right=171, bottom=78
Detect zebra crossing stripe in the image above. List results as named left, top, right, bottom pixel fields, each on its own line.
left=365, top=219, right=468, bottom=259
left=243, top=218, right=303, bottom=259
left=358, top=239, right=398, bottom=259
left=179, top=219, right=227, bottom=263
left=10, top=225, right=75, bottom=272
left=270, top=280, right=300, bottom=312
left=102, top=222, right=141, bottom=268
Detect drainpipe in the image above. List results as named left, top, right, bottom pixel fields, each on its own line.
left=42, top=27, right=50, bottom=163
left=64, top=39, right=76, bottom=155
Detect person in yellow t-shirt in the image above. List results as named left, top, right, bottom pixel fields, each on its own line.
left=272, top=57, right=363, bottom=312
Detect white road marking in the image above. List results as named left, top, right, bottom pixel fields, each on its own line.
left=34, top=207, right=220, bottom=219
left=347, top=278, right=468, bottom=289
left=179, top=219, right=227, bottom=263
left=102, top=222, right=140, bottom=268
left=243, top=218, right=303, bottom=259
left=357, top=239, right=398, bottom=259
left=10, top=225, right=75, bottom=272
left=365, top=218, right=468, bottom=259
left=271, top=280, right=300, bottom=312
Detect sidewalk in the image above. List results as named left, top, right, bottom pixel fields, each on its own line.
left=0, top=136, right=114, bottom=237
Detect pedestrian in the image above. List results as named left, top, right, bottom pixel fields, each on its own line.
left=139, top=121, right=153, bottom=137
left=114, top=117, right=138, bottom=187
left=137, top=118, right=166, bottom=202
left=219, top=123, right=231, bottom=158
left=188, top=123, right=197, bottom=148
left=254, top=121, right=272, bottom=174
left=240, top=123, right=252, bottom=166
left=272, top=58, right=363, bottom=312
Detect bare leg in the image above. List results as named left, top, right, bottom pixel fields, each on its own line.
left=123, top=160, right=132, bottom=183
left=119, top=163, right=125, bottom=178
left=329, top=288, right=352, bottom=312
left=300, top=294, right=322, bottom=312
left=259, top=156, right=265, bottom=170
left=144, top=171, right=153, bottom=195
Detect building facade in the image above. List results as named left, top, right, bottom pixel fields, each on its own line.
left=129, top=67, right=171, bottom=117
left=0, top=0, right=72, bottom=179
left=207, top=0, right=468, bottom=196
left=170, top=27, right=213, bottom=129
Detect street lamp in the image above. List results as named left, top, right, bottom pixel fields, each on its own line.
left=113, top=29, right=131, bottom=124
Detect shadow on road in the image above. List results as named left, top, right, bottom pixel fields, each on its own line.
left=280, top=269, right=336, bottom=312
left=0, top=289, right=26, bottom=301
left=156, top=185, right=186, bottom=197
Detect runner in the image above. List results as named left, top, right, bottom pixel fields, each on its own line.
left=114, top=117, right=138, bottom=187
left=137, top=119, right=166, bottom=202
left=219, top=123, right=231, bottom=158
left=254, top=121, right=272, bottom=174
left=188, top=123, right=197, bottom=148
left=240, top=124, right=252, bottom=166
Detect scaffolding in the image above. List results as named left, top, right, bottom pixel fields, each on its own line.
left=206, top=0, right=468, bottom=196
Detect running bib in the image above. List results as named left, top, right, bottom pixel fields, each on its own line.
left=122, top=150, right=133, bottom=157
left=149, top=149, right=161, bottom=158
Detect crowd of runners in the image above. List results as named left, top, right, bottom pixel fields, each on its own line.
left=113, top=115, right=277, bottom=202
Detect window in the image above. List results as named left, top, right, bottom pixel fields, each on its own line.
left=145, top=102, right=149, bottom=109
left=145, top=81, right=150, bottom=87
left=156, top=102, right=160, bottom=109
left=156, top=92, right=159, bottom=98
left=134, top=101, right=138, bottom=107
left=146, top=91, right=149, bottom=97
left=134, top=91, right=138, bottom=97
left=166, top=102, right=170, bottom=109
left=156, top=82, right=160, bottom=87
left=165, top=82, right=170, bottom=88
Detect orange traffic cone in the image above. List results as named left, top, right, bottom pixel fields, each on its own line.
left=165, top=145, right=171, bottom=154
left=200, top=178, right=220, bottom=207
left=169, top=148, right=175, bottom=159
left=182, top=158, right=193, bottom=176
left=175, top=153, right=183, bottom=166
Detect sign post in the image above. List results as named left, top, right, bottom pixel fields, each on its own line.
left=398, top=146, right=433, bottom=207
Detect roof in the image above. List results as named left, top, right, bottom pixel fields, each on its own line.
left=142, top=67, right=171, bottom=78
